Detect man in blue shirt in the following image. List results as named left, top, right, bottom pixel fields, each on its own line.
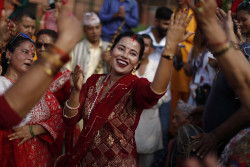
left=99, top=0, right=139, bottom=42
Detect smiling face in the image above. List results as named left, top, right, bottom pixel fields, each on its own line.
left=110, top=37, right=141, bottom=76
left=237, top=10, right=250, bottom=35
left=8, top=41, right=35, bottom=74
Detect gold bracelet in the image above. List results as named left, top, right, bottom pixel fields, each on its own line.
left=162, top=54, right=175, bottom=60
left=211, top=42, right=232, bottom=57
left=37, top=64, right=54, bottom=76
left=150, top=85, right=167, bottom=95
left=230, top=41, right=240, bottom=50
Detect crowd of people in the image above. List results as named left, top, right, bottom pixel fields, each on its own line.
left=0, top=0, right=249, bottom=166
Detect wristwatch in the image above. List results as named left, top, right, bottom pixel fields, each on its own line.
left=162, top=54, right=175, bottom=60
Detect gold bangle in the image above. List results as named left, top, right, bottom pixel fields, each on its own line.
left=150, top=85, right=167, bottom=95
left=37, top=64, right=54, bottom=76
left=211, top=42, right=232, bottom=57
left=230, top=41, right=240, bottom=50
left=162, top=54, right=175, bottom=60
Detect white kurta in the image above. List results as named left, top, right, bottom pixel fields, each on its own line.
left=135, top=60, right=168, bottom=153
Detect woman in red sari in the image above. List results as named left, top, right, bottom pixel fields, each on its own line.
left=55, top=10, right=193, bottom=167
left=0, top=34, right=63, bottom=167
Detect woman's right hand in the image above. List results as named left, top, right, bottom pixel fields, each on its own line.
left=54, top=0, right=83, bottom=54
left=70, top=65, right=84, bottom=92
left=0, top=10, right=16, bottom=49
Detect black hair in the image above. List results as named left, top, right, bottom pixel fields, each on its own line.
left=155, top=7, right=173, bottom=20
left=15, top=10, right=36, bottom=22
left=1, top=36, right=35, bottom=75
left=111, top=31, right=145, bottom=61
left=237, top=0, right=250, bottom=14
left=140, top=34, right=153, bottom=47
left=36, top=29, right=58, bottom=43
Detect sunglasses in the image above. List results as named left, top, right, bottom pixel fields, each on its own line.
left=10, top=33, right=35, bottom=45
left=36, top=42, right=53, bottom=49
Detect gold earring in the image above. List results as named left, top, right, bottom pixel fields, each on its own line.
left=132, top=66, right=136, bottom=75
left=7, top=58, right=10, bottom=64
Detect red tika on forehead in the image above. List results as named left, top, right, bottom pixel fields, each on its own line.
left=132, top=34, right=136, bottom=42
left=31, top=44, right=34, bottom=54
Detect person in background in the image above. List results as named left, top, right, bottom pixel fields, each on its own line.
left=15, top=10, right=35, bottom=39
left=138, top=7, right=173, bottom=63
left=0, top=0, right=83, bottom=131
left=169, top=0, right=197, bottom=135
left=99, top=0, right=139, bottom=42
left=36, top=29, right=80, bottom=156
left=185, top=0, right=250, bottom=165
left=135, top=34, right=168, bottom=167
left=176, top=26, right=217, bottom=106
left=165, top=100, right=196, bottom=167
left=67, top=12, right=109, bottom=83
left=0, top=33, right=63, bottom=167
left=138, top=7, right=174, bottom=166
left=14, top=9, right=38, bottom=60
left=38, top=0, right=63, bottom=32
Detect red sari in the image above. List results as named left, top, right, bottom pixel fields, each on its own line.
left=55, top=74, right=164, bottom=167
left=49, top=67, right=80, bottom=156
left=0, top=77, right=63, bottom=167
left=0, top=95, right=22, bottom=129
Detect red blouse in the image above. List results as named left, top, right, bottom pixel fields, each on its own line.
left=59, top=74, right=164, bottom=167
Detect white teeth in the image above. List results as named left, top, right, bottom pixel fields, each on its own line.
left=117, top=60, right=127, bottom=65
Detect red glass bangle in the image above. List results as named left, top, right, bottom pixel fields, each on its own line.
left=209, top=37, right=228, bottom=47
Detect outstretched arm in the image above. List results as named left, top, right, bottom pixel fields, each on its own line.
left=151, top=10, right=193, bottom=94
left=2, top=0, right=83, bottom=120
left=187, top=0, right=250, bottom=158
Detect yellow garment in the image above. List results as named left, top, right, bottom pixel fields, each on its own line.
left=32, top=35, right=38, bottom=61
left=171, top=8, right=196, bottom=93
left=169, top=8, right=197, bottom=135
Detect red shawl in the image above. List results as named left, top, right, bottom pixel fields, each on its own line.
left=55, top=73, right=163, bottom=167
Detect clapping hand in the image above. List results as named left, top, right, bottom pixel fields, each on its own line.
left=70, top=65, right=84, bottom=92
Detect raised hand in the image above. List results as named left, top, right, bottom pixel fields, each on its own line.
left=187, top=0, right=217, bottom=26
left=0, top=10, right=17, bottom=51
left=70, top=65, right=84, bottom=92
left=55, top=0, right=83, bottom=54
left=164, top=9, right=193, bottom=55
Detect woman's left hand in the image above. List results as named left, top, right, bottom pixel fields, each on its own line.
left=8, top=125, right=32, bottom=146
left=164, top=10, right=193, bottom=54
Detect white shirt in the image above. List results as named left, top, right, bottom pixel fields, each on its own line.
left=138, top=26, right=166, bottom=63
left=135, top=59, right=167, bottom=153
